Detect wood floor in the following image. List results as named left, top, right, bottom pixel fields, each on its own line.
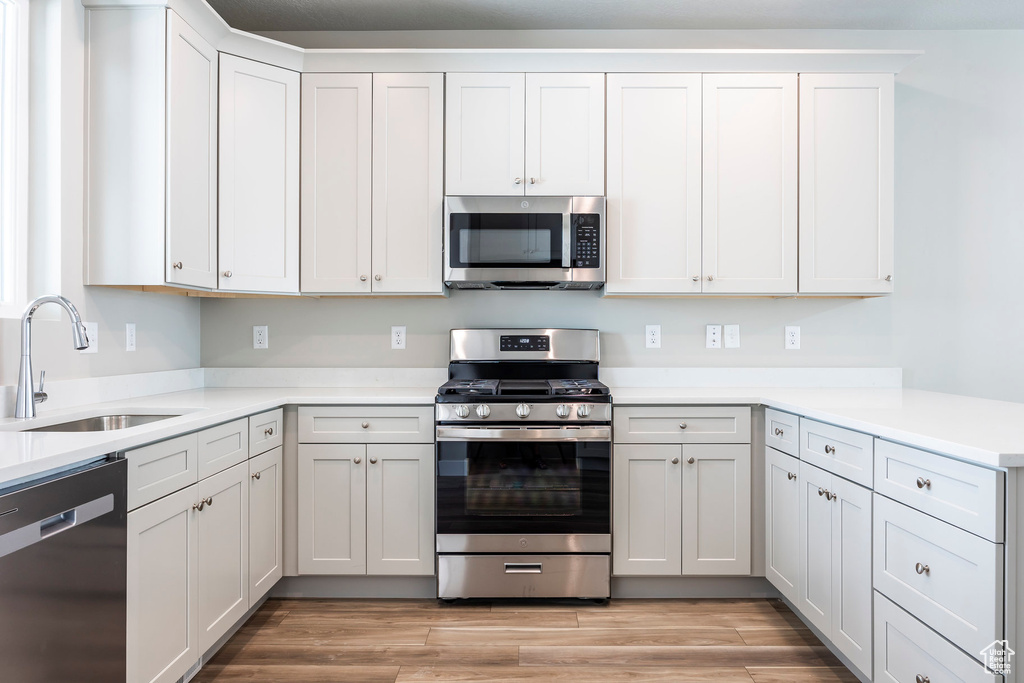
left=195, top=598, right=858, bottom=682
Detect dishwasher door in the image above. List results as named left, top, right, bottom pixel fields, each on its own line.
left=0, top=457, right=127, bottom=683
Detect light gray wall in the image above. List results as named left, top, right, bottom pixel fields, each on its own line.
left=0, top=0, right=201, bottom=389
left=202, top=29, right=1024, bottom=403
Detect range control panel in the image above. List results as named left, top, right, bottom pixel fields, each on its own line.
left=572, top=214, right=601, bottom=268
left=500, top=335, right=551, bottom=352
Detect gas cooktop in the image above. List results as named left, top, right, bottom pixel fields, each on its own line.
left=438, top=378, right=610, bottom=401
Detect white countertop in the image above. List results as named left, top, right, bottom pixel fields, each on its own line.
left=2, top=383, right=1023, bottom=489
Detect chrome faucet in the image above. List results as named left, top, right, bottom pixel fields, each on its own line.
left=15, top=295, right=90, bottom=419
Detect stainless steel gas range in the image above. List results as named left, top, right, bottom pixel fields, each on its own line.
left=434, top=328, right=611, bottom=599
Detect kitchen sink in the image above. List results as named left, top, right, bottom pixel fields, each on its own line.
left=26, top=414, right=180, bottom=432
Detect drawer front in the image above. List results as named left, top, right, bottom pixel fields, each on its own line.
left=249, top=409, right=284, bottom=457
left=874, top=592, right=1002, bottom=683
left=765, top=408, right=799, bottom=456
left=198, top=418, right=249, bottom=480
left=298, top=406, right=434, bottom=444
left=438, top=554, right=610, bottom=599
left=613, top=406, right=751, bottom=444
left=126, top=432, right=200, bottom=510
left=873, top=494, right=1003, bottom=656
left=800, top=418, right=873, bottom=487
left=875, top=439, right=1004, bottom=542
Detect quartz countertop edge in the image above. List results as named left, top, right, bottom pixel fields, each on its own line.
left=2, top=385, right=1024, bottom=489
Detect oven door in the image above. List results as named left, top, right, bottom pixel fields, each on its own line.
left=445, top=196, right=572, bottom=284
left=436, top=425, right=610, bottom=553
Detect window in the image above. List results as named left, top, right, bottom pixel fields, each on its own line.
left=0, top=0, right=27, bottom=318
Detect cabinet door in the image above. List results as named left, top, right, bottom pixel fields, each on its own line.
left=525, top=73, right=604, bottom=196
left=197, top=461, right=249, bottom=653
left=249, top=446, right=283, bottom=604
left=127, top=485, right=200, bottom=683
left=300, top=73, right=373, bottom=293
left=798, top=460, right=833, bottom=635
left=371, top=73, right=444, bottom=294
left=297, top=444, right=367, bottom=574
left=605, top=74, right=702, bottom=294
left=612, top=444, right=682, bottom=576
left=830, top=477, right=873, bottom=677
left=799, top=73, right=894, bottom=294
left=218, top=54, right=300, bottom=293
left=366, top=444, right=435, bottom=575
left=681, top=444, right=751, bottom=575
left=765, top=447, right=800, bottom=602
left=165, top=10, right=217, bottom=289
left=702, top=74, right=797, bottom=294
left=445, top=73, right=526, bottom=196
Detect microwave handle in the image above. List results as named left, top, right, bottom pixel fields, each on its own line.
left=562, top=214, right=572, bottom=268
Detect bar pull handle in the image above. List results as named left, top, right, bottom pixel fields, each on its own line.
left=504, top=562, right=543, bottom=574
left=40, top=509, right=77, bottom=538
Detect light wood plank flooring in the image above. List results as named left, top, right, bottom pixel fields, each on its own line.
left=195, top=598, right=858, bottom=682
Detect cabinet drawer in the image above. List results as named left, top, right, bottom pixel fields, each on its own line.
left=198, top=418, right=249, bottom=480
left=126, top=433, right=200, bottom=510
left=873, top=494, right=1003, bottom=657
left=613, top=406, right=751, bottom=444
left=875, top=592, right=1002, bottom=683
left=298, top=406, right=434, bottom=443
left=765, top=408, right=798, bottom=456
left=800, top=418, right=873, bottom=487
left=249, top=409, right=283, bottom=456
left=875, top=439, right=1004, bottom=542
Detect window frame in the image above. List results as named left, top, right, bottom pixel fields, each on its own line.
left=0, top=0, right=28, bottom=318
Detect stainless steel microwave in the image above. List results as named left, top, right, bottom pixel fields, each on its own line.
left=444, top=196, right=606, bottom=290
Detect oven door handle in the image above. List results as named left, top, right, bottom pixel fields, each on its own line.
left=435, top=426, right=611, bottom=442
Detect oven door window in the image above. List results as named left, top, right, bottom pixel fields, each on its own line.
left=449, top=213, right=564, bottom=268
left=436, top=440, right=610, bottom=535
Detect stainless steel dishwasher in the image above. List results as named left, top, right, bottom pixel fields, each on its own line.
left=0, top=456, right=127, bottom=682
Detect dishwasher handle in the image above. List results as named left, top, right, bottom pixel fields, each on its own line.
left=0, top=494, right=114, bottom=560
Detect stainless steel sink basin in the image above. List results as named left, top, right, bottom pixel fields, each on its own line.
left=27, top=414, right=179, bottom=432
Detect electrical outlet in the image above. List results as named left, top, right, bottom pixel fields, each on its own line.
left=785, top=326, right=801, bottom=350
left=80, top=322, right=99, bottom=354
left=392, top=325, right=406, bottom=350
left=125, top=323, right=136, bottom=352
left=645, top=324, right=661, bottom=349
left=253, top=325, right=269, bottom=349
left=706, top=324, right=722, bottom=349
left=724, top=324, right=740, bottom=349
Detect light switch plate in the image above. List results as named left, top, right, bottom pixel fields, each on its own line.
left=724, top=324, right=740, bottom=349
left=706, top=324, right=722, bottom=349
left=80, top=322, right=98, bottom=354
left=645, top=325, right=661, bottom=349
left=785, top=326, right=801, bottom=350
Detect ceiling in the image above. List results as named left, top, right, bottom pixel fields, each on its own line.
left=206, top=0, right=1024, bottom=32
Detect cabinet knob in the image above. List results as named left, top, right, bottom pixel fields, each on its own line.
left=915, top=562, right=930, bottom=575
left=671, top=457, right=680, bottom=465
left=692, top=276, right=699, bottom=282
left=916, top=674, right=930, bottom=683
left=251, top=471, right=261, bottom=480
left=916, top=476, right=931, bottom=489
left=374, top=274, right=382, bottom=281
left=706, top=275, right=714, bottom=281
left=885, top=275, right=893, bottom=282
left=205, top=496, right=213, bottom=507
left=827, top=491, right=837, bottom=501
left=360, top=275, right=367, bottom=281
left=824, top=444, right=836, bottom=454
left=223, top=270, right=232, bottom=278
left=678, top=422, right=687, bottom=430
left=361, top=421, right=369, bottom=429
left=774, top=428, right=783, bottom=436
left=265, top=427, right=274, bottom=437
left=354, top=457, right=362, bottom=464
left=818, top=487, right=826, bottom=497
left=172, top=261, right=183, bottom=269
left=369, top=456, right=378, bottom=464
left=192, top=500, right=205, bottom=512
left=514, top=177, right=522, bottom=185
left=686, top=457, right=695, bottom=465
left=788, top=472, right=797, bottom=480
left=529, top=177, right=537, bottom=184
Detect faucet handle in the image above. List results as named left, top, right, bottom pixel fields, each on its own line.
left=34, top=370, right=48, bottom=405
left=38, top=370, right=45, bottom=392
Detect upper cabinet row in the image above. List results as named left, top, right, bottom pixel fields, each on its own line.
left=605, top=72, right=894, bottom=296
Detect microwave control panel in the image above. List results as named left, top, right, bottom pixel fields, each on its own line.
left=572, top=214, right=601, bottom=268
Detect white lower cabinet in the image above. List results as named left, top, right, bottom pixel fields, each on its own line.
left=249, top=446, right=284, bottom=605
left=765, top=447, right=800, bottom=602
left=297, top=442, right=434, bottom=576
left=797, top=460, right=872, bottom=677
left=612, top=440, right=750, bottom=577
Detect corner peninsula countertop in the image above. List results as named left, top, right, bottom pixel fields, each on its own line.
left=2, top=385, right=1023, bottom=489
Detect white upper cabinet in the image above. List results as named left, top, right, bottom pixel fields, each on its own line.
left=165, top=12, right=218, bottom=289
left=702, top=74, right=798, bottom=294
left=300, top=73, right=373, bottom=293
left=445, top=73, right=526, bottom=196
left=371, top=73, right=445, bottom=294
left=218, top=54, right=300, bottom=293
left=799, top=73, right=894, bottom=294
left=606, top=74, right=702, bottom=294
left=526, top=73, right=605, bottom=196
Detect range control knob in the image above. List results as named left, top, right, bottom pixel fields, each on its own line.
left=577, top=404, right=593, bottom=418
left=515, top=403, right=531, bottom=419
left=555, top=404, right=571, bottom=419
left=476, top=404, right=491, bottom=419
left=454, top=404, right=470, bottom=419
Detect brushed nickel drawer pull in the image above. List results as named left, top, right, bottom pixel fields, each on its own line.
left=774, top=427, right=783, bottom=436
left=788, top=472, right=797, bottom=480
left=172, top=261, right=183, bottom=269
left=916, top=477, right=931, bottom=489
left=361, top=421, right=369, bottom=429
left=826, top=491, right=837, bottom=501
left=824, top=445, right=836, bottom=454
left=354, top=457, right=362, bottom=464
left=818, top=487, right=826, bottom=496
left=916, top=674, right=929, bottom=683
left=671, top=457, right=679, bottom=465
left=192, top=500, right=205, bottom=512
left=205, top=496, right=213, bottom=507
left=686, top=457, right=695, bottom=465
left=678, top=422, right=687, bottom=430
left=251, top=471, right=261, bottom=480
left=915, top=562, right=930, bottom=575
left=369, top=456, right=378, bottom=464
left=265, top=427, right=274, bottom=437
